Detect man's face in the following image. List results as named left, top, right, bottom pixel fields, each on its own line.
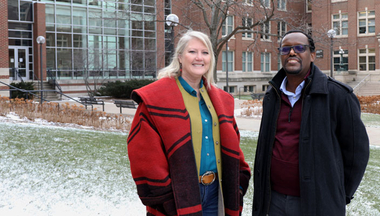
left=280, top=33, right=316, bottom=77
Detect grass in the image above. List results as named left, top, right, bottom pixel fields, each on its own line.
left=0, top=117, right=379, bottom=215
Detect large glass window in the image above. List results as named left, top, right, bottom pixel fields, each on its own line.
left=261, top=53, right=270, bottom=72
left=8, top=0, right=19, bottom=20
left=358, top=10, right=375, bottom=35
left=20, top=1, right=33, bottom=21
left=45, top=4, right=55, bottom=24
left=57, top=49, right=72, bottom=70
left=56, top=5, right=71, bottom=25
left=332, top=13, right=348, bottom=36
left=73, top=7, right=87, bottom=26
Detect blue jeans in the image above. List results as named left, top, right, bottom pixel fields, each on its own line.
left=199, top=180, right=219, bottom=216
left=269, top=190, right=301, bottom=216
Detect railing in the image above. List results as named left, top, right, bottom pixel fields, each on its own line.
left=353, top=74, right=371, bottom=94
left=0, top=81, right=91, bottom=109
left=47, top=69, right=63, bottom=99
left=10, top=68, right=24, bottom=83
left=46, top=68, right=157, bottom=80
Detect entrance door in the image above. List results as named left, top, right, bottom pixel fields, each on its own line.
left=9, top=47, right=29, bottom=81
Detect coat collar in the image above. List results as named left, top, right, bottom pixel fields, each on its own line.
left=270, top=63, right=329, bottom=95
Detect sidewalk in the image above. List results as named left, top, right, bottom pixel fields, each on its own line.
left=60, top=99, right=380, bottom=146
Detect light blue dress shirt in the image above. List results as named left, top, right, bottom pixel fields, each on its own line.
left=280, top=76, right=305, bottom=107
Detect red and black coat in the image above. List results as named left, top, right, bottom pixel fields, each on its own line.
left=127, top=77, right=251, bottom=216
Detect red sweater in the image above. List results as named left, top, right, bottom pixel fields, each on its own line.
left=271, top=93, right=303, bottom=197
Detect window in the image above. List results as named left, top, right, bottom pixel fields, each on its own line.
left=332, top=13, right=348, bottom=36
left=332, top=0, right=347, bottom=2
left=333, top=49, right=348, bottom=71
left=358, top=10, right=375, bottom=35
left=245, top=0, right=253, bottom=5
left=261, top=0, right=270, bottom=8
left=262, top=85, right=269, bottom=91
left=277, top=54, right=282, bottom=70
left=358, top=48, right=375, bottom=71
left=244, top=85, right=255, bottom=92
left=242, top=52, right=253, bottom=72
left=223, top=86, right=235, bottom=93
left=260, top=21, right=270, bottom=41
left=242, top=17, right=253, bottom=39
left=277, top=0, right=286, bottom=10
left=306, top=0, right=311, bottom=13
left=261, top=52, right=271, bottom=72
left=222, top=51, right=234, bottom=72
left=307, top=23, right=312, bottom=36
left=222, top=16, right=234, bottom=36
left=277, top=21, right=286, bottom=40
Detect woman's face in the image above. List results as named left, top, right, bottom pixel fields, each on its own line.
left=178, top=38, right=211, bottom=80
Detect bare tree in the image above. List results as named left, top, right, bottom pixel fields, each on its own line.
left=167, top=0, right=278, bottom=80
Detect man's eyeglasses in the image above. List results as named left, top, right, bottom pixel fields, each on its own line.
left=278, top=45, right=310, bottom=55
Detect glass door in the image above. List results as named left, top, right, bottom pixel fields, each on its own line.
left=9, top=46, right=29, bottom=81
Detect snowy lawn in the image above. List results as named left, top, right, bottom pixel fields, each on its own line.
left=0, top=121, right=379, bottom=215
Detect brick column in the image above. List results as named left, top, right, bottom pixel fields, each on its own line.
left=33, top=2, right=47, bottom=80
left=0, top=0, right=9, bottom=97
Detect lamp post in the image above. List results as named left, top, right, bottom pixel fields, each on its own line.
left=165, top=14, right=179, bottom=60
left=327, top=29, right=336, bottom=78
left=339, top=48, right=344, bottom=71
left=36, top=36, right=45, bottom=104
left=226, top=40, right=229, bottom=93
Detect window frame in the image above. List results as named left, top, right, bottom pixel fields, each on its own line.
left=332, top=12, right=348, bottom=37
left=358, top=48, right=376, bottom=71
left=261, top=52, right=271, bottom=72
left=222, top=50, right=234, bottom=72
left=357, top=10, right=375, bottom=36
left=260, top=21, right=271, bottom=41
left=242, top=51, right=254, bottom=72
left=242, top=17, right=254, bottom=39
left=277, top=0, right=286, bottom=11
left=222, top=16, right=234, bottom=36
left=277, top=21, right=286, bottom=41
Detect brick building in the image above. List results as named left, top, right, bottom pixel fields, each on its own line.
left=1, top=0, right=379, bottom=97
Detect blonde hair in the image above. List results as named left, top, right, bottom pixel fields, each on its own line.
left=157, top=30, right=215, bottom=88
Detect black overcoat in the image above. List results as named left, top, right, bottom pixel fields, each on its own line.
left=252, top=63, right=370, bottom=216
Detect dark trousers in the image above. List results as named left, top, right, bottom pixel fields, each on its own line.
left=199, top=180, right=219, bottom=216
left=269, top=190, right=302, bottom=216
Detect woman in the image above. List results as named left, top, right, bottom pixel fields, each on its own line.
left=127, top=30, right=251, bottom=216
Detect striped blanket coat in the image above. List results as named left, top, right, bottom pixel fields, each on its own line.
left=127, top=77, right=251, bottom=215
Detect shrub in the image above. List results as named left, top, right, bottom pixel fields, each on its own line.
left=98, top=79, right=155, bottom=99
left=10, top=82, right=35, bottom=99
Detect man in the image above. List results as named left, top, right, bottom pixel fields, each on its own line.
left=252, top=30, right=370, bottom=216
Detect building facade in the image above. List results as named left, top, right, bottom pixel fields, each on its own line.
left=1, top=0, right=379, bottom=97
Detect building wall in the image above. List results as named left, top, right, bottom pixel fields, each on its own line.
left=33, top=2, right=47, bottom=80
left=0, top=0, right=9, bottom=97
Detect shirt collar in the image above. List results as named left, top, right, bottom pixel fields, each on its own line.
left=279, top=68, right=311, bottom=96
left=178, top=76, right=203, bottom=97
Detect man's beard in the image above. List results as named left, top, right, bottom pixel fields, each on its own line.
left=283, top=61, right=302, bottom=75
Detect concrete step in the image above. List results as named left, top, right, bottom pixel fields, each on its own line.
left=355, top=82, right=380, bottom=96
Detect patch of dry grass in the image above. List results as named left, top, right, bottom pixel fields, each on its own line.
left=0, top=96, right=131, bottom=132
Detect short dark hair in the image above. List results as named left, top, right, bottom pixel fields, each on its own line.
left=279, top=30, right=315, bottom=52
